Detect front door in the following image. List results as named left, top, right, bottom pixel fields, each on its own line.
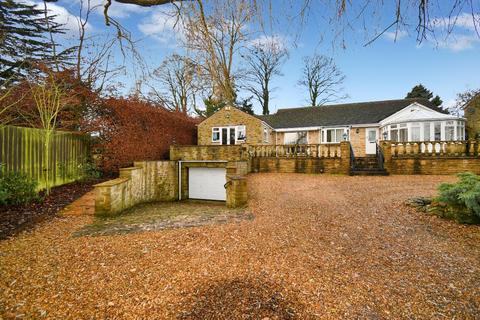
left=365, top=128, right=377, bottom=155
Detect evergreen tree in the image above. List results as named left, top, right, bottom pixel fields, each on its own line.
left=406, top=84, right=443, bottom=107
left=0, top=0, right=72, bottom=85
left=237, top=96, right=254, bottom=115
left=430, top=95, right=443, bottom=107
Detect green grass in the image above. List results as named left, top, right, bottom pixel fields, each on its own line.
left=74, top=201, right=252, bottom=237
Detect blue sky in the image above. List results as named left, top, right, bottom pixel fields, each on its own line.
left=36, top=0, right=480, bottom=114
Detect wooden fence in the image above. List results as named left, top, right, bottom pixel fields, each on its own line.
left=0, top=126, right=89, bottom=190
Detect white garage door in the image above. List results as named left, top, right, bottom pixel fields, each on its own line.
left=188, top=167, right=226, bottom=201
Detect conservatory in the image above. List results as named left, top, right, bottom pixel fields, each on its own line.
left=379, top=103, right=466, bottom=142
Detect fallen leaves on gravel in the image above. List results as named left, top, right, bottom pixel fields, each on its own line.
left=1, top=174, right=479, bottom=319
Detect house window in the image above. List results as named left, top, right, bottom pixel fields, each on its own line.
left=399, top=124, right=408, bottom=142
left=322, top=128, right=348, bottom=143
left=434, top=122, right=441, bottom=141
left=212, top=128, right=220, bottom=142
left=263, top=128, right=269, bottom=143
left=456, top=121, right=465, bottom=140
left=445, top=121, right=455, bottom=141
left=411, top=123, right=421, bottom=141
left=284, top=131, right=307, bottom=144
left=237, top=125, right=246, bottom=141
left=423, top=123, right=431, bottom=141
left=390, top=124, right=407, bottom=142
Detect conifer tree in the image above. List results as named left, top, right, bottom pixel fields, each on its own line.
left=0, top=0, right=73, bottom=85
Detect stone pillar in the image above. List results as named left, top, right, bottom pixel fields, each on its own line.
left=380, top=140, right=392, bottom=173
left=340, top=141, right=351, bottom=174
left=226, top=176, right=247, bottom=208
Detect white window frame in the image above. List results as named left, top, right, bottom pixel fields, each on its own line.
left=211, top=125, right=246, bottom=144
left=321, top=127, right=349, bottom=143
left=263, top=127, right=269, bottom=143
left=236, top=125, right=246, bottom=142
left=212, top=127, right=220, bottom=142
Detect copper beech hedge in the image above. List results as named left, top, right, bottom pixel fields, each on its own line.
left=94, top=98, right=198, bottom=173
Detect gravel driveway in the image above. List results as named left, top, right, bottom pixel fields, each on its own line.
left=1, top=174, right=479, bottom=319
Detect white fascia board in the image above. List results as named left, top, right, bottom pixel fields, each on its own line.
left=275, top=126, right=322, bottom=132
left=261, top=121, right=274, bottom=130
left=350, top=123, right=380, bottom=128
left=379, top=102, right=461, bottom=126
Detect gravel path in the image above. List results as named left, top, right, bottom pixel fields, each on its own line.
left=1, top=174, right=479, bottom=319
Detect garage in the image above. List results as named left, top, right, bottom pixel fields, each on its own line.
left=188, top=167, right=227, bottom=201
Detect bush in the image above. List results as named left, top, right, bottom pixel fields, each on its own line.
left=435, top=172, right=480, bottom=224
left=87, top=98, right=198, bottom=174
left=0, top=170, right=39, bottom=206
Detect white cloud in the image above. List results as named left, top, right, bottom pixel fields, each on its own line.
left=437, top=34, right=480, bottom=51
left=73, top=0, right=148, bottom=19
left=19, top=0, right=92, bottom=38
left=383, top=30, right=408, bottom=42
left=138, top=9, right=185, bottom=47
left=432, top=13, right=480, bottom=32
left=430, top=12, right=480, bottom=51
left=250, top=35, right=289, bottom=51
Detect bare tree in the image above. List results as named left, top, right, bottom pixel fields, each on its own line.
left=452, top=88, right=480, bottom=116
left=180, top=0, right=253, bottom=104
left=243, top=37, right=288, bottom=115
left=147, top=54, right=201, bottom=114
left=298, top=55, right=347, bottom=107
left=98, top=0, right=480, bottom=46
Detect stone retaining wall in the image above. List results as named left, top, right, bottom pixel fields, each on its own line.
left=94, top=161, right=177, bottom=216
left=380, top=141, right=480, bottom=175
left=170, top=145, right=247, bottom=161
left=94, top=160, right=248, bottom=216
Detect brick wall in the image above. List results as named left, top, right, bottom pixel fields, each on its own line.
left=197, top=106, right=265, bottom=145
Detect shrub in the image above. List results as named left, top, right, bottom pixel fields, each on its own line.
left=0, top=170, right=39, bottom=206
left=435, top=172, right=480, bottom=224
left=87, top=98, right=198, bottom=174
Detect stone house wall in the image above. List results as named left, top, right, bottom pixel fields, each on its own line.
left=350, top=127, right=367, bottom=157
left=197, top=106, right=266, bottom=145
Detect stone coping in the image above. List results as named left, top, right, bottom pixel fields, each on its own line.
left=119, top=167, right=141, bottom=171
left=392, top=155, right=479, bottom=159
left=94, top=177, right=129, bottom=187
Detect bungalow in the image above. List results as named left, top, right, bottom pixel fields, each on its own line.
left=197, top=98, right=466, bottom=156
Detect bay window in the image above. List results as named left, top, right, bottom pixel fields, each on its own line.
left=445, top=121, right=455, bottom=141
left=382, top=120, right=466, bottom=142
left=411, top=123, right=421, bottom=141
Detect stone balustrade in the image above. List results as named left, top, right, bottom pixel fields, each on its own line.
left=390, top=140, right=480, bottom=157
left=247, top=143, right=342, bottom=158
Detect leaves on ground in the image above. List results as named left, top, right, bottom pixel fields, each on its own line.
left=1, top=174, right=479, bottom=319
